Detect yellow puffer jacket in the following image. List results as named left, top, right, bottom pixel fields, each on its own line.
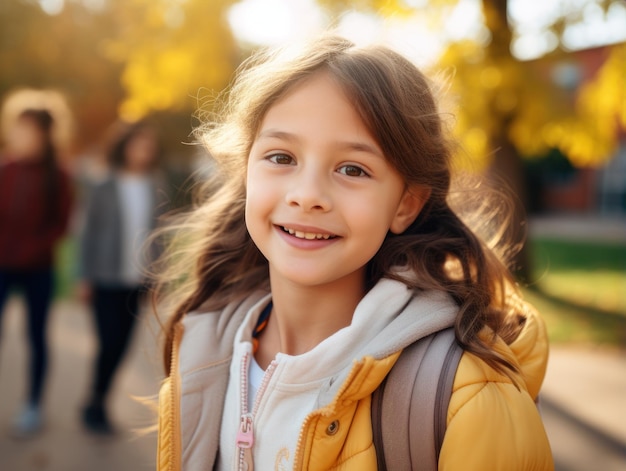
left=157, top=291, right=553, bottom=470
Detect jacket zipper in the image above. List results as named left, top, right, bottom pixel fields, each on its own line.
left=236, top=351, right=277, bottom=471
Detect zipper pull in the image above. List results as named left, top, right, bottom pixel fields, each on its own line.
left=237, top=413, right=255, bottom=471
left=237, top=413, right=254, bottom=448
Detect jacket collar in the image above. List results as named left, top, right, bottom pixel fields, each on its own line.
left=180, top=278, right=459, bottom=407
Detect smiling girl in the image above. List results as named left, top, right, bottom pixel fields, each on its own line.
left=154, top=36, right=553, bottom=470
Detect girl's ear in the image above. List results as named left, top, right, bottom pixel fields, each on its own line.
left=390, top=186, right=431, bottom=234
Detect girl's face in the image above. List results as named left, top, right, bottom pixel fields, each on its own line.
left=6, top=118, right=46, bottom=160
left=245, top=72, right=424, bottom=290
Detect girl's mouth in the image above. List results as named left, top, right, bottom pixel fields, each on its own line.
left=279, top=226, right=338, bottom=240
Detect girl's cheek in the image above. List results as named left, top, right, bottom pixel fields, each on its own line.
left=244, top=158, right=255, bottom=188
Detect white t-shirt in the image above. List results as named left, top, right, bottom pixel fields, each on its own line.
left=116, top=174, right=153, bottom=285
left=248, top=356, right=265, bottom=412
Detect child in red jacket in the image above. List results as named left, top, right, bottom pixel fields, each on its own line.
left=0, top=107, right=73, bottom=437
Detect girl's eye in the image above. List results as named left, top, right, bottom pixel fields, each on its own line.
left=338, top=165, right=369, bottom=177
left=267, top=153, right=294, bottom=165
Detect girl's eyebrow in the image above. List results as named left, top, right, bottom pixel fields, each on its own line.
left=257, top=128, right=383, bottom=158
left=339, top=140, right=383, bottom=158
left=257, top=129, right=299, bottom=142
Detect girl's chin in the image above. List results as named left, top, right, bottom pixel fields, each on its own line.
left=268, top=264, right=365, bottom=289
left=271, top=271, right=336, bottom=288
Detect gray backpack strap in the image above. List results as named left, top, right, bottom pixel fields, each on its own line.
left=372, top=328, right=463, bottom=470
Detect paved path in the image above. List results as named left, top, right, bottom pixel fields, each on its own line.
left=542, top=345, right=626, bottom=471
left=1, top=298, right=625, bottom=470
left=0, top=297, right=160, bottom=471
left=528, top=214, right=626, bottom=469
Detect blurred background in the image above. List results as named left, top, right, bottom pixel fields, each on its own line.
left=0, top=0, right=624, bottom=470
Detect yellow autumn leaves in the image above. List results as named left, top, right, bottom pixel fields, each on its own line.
left=102, top=0, right=238, bottom=122
left=109, top=0, right=624, bottom=167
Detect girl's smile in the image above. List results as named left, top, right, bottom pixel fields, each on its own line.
left=245, top=71, right=424, bottom=289
left=277, top=224, right=337, bottom=241
left=274, top=224, right=340, bottom=250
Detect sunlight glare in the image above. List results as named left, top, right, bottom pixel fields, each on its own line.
left=509, top=0, right=626, bottom=60
left=39, top=0, right=64, bottom=15
left=335, top=11, right=382, bottom=47
left=562, top=1, right=626, bottom=51
left=384, top=17, right=446, bottom=67
left=228, top=0, right=325, bottom=46
left=228, top=0, right=625, bottom=63
left=444, top=0, right=486, bottom=43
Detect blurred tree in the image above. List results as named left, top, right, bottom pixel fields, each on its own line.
left=318, top=0, right=625, bottom=167
left=2, top=0, right=623, bottom=225
left=0, top=0, right=239, bottom=157
left=319, top=0, right=626, bottom=278
left=0, top=1, right=124, bottom=149
left=560, top=44, right=626, bottom=165
left=101, top=0, right=239, bottom=122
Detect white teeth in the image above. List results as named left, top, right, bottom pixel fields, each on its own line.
left=282, top=226, right=334, bottom=240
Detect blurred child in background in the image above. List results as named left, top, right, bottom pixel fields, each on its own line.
left=0, top=108, right=73, bottom=438
left=78, top=120, right=165, bottom=434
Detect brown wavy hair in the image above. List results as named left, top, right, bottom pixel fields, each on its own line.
left=153, top=35, right=526, bottom=377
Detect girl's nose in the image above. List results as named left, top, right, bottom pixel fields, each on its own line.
left=284, top=168, right=332, bottom=212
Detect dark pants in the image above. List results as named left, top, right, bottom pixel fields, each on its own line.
left=0, top=269, right=54, bottom=406
left=87, top=285, right=142, bottom=406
